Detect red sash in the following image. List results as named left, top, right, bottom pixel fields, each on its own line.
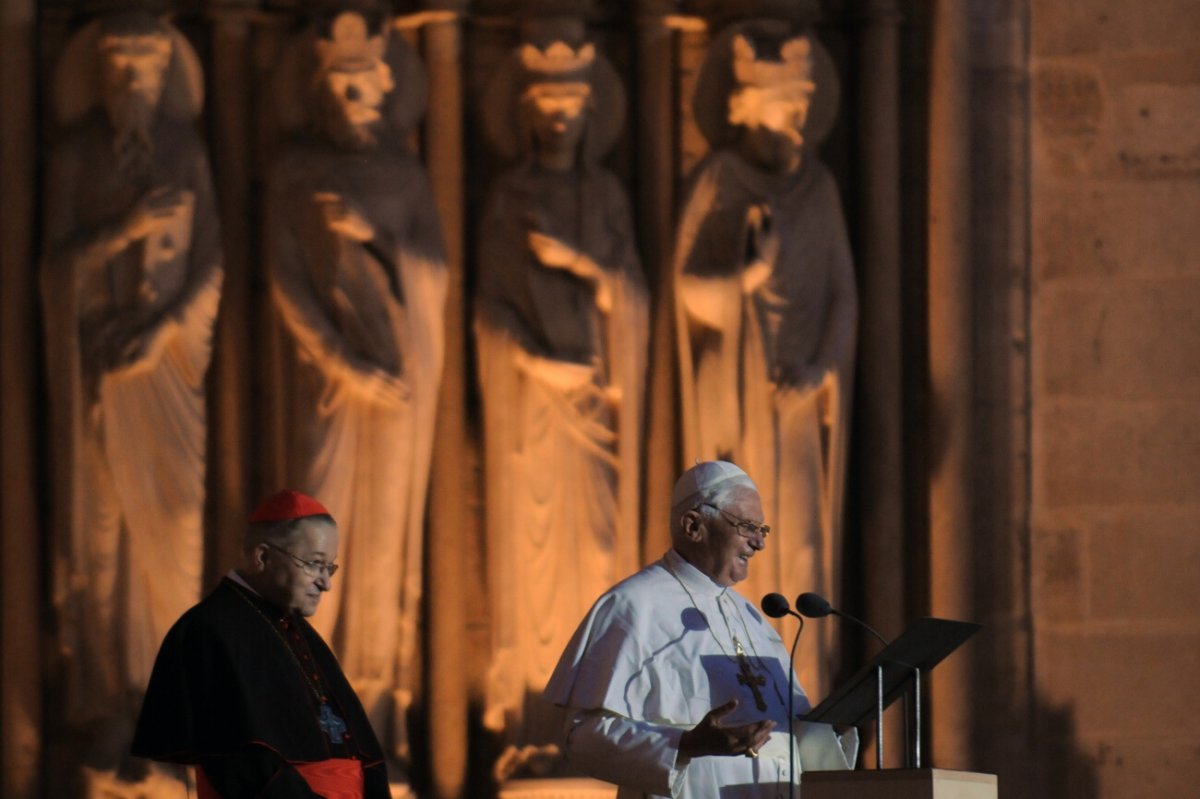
left=196, top=758, right=364, bottom=798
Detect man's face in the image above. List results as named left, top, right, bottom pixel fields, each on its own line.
left=694, top=485, right=768, bottom=586
left=255, top=518, right=339, bottom=616
left=99, top=34, right=172, bottom=129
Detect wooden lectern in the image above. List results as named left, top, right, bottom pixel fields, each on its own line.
left=799, top=618, right=996, bottom=798
left=802, top=768, right=997, bottom=799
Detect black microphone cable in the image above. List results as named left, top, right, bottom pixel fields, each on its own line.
left=761, top=592, right=803, bottom=799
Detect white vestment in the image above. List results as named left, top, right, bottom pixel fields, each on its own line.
left=544, top=549, right=857, bottom=798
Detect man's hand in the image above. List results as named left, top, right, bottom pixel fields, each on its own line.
left=678, top=699, right=775, bottom=761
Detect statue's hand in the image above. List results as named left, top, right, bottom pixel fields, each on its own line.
left=741, top=204, right=779, bottom=294
left=123, top=186, right=189, bottom=243
left=528, top=231, right=594, bottom=275
left=97, top=312, right=173, bottom=376
left=344, top=355, right=409, bottom=407
left=528, top=231, right=609, bottom=308
left=678, top=699, right=775, bottom=761
left=314, top=192, right=375, bottom=242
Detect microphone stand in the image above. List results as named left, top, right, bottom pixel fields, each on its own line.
left=798, top=594, right=895, bottom=769
left=785, top=615, right=804, bottom=799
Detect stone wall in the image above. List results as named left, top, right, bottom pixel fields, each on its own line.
left=1030, top=1, right=1200, bottom=796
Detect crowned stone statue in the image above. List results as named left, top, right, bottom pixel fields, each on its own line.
left=41, top=9, right=223, bottom=794
left=674, top=21, right=857, bottom=700
left=476, top=34, right=649, bottom=779
left=266, top=9, right=448, bottom=790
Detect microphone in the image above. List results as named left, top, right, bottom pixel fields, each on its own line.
left=761, top=593, right=804, bottom=799
left=796, top=592, right=833, bottom=618
left=762, top=592, right=798, bottom=619
left=797, top=592, right=889, bottom=647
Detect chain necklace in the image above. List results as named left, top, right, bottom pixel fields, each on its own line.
left=663, top=558, right=786, bottom=712
left=232, top=585, right=349, bottom=744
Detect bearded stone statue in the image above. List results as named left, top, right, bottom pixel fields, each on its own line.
left=41, top=10, right=222, bottom=789
left=475, top=37, right=649, bottom=778
left=674, top=22, right=858, bottom=701
left=266, top=10, right=447, bottom=789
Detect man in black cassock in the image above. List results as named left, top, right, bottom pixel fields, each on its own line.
left=131, top=490, right=390, bottom=798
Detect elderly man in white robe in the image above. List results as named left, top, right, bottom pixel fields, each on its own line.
left=544, top=461, right=856, bottom=797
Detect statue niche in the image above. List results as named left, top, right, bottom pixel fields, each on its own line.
left=475, top=36, right=649, bottom=779
left=266, top=9, right=448, bottom=790
left=41, top=10, right=223, bottom=793
left=674, top=21, right=858, bottom=700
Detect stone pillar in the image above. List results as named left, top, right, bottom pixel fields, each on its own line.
left=206, top=0, right=254, bottom=578
left=636, top=0, right=679, bottom=557
left=854, top=0, right=905, bottom=768
left=927, top=0, right=974, bottom=769
left=422, top=4, right=470, bottom=797
left=0, top=0, right=41, bottom=795
left=967, top=0, right=1032, bottom=789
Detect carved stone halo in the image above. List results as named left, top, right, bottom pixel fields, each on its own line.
left=480, top=36, right=625, bottom=164
left=272, top=15, right=428, bottom=139
left=51, top=10, right=204, bottom=126
left=692, top=18, right=841, bottom=150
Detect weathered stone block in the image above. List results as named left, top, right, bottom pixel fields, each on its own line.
left=1036, top=282, right=1200, bottom=399
left=1108, top=83, right=1200, bottom=178
left=1090, top=510, right=1200, bottom=621
left=1038, top=401, right=1200, bottom=507
left=1034, top=64, right=1103, bottom=135
left=1033, top=178, right=1200, bottom=281
left=1032, top=527, right=1085, bottom=622
left=1033, top=0, right=1200, bottom=57
left=1084, top=738, right=1200, bottom=799
left=1035, top=630, right=1200, bottom=736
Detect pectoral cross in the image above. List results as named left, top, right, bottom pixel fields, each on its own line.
left=318, top=702, right=348, bottom=744
left=736, top=653, right=768, bottom=712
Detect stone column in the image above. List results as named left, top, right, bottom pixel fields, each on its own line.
left=927, top=0, right=974, bottom=769
left=0, top=0, right=41, bottom=795
left=636, top=0, right=680, bottom=557
left=422, top=4, right=470, bottom=797
left=206, top=0, right=254, bottom=578
left=854, top=0, right=905, bottom=768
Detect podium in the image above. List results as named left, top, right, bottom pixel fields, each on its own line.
left=801, top=768, right=997, bottom=799
left=801, top=617, right=980, bottom=769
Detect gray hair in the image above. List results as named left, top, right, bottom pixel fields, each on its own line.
left=243, top=514, right=335, bottom=553
left=670, top=482, right=745, bottom=539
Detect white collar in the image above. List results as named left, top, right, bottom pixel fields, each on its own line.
left=227, top=568, right=259, bottom=596
left=665, top=547, right=732, bottom=600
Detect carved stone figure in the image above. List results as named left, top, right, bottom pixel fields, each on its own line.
left=476, top=38, right=649, bottom=775
left=40, top=10, right=222, bottom=785
left=266, top=10, right=447, bottom=784
left=675, top=22, right=857, bottom=699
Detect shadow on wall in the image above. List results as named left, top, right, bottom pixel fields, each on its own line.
left=1032, top=696, right=1099, bottom=799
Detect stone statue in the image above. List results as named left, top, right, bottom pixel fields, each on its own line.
left=41, top=10, right=222, bottom=787
left=266, top=9, right=447, bottom=785
left=675, top=22, right=857, bottom=699
left=476, top=38, right=649, bottom=776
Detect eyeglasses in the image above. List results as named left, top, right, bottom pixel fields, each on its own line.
left=264, top=542, right=339, bottom=577
left=699, top=503, right=771, bottom=539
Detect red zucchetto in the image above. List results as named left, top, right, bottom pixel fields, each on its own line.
left=247, top=489, right=331, bottom=524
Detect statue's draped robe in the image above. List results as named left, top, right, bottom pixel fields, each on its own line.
left=476, top=162, right=648, bottom=749
left=675, top=151, right=857, bottom=698
left=267, top=140, right=447, bottom=757
left=41, top=115, right=223, bottom=727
